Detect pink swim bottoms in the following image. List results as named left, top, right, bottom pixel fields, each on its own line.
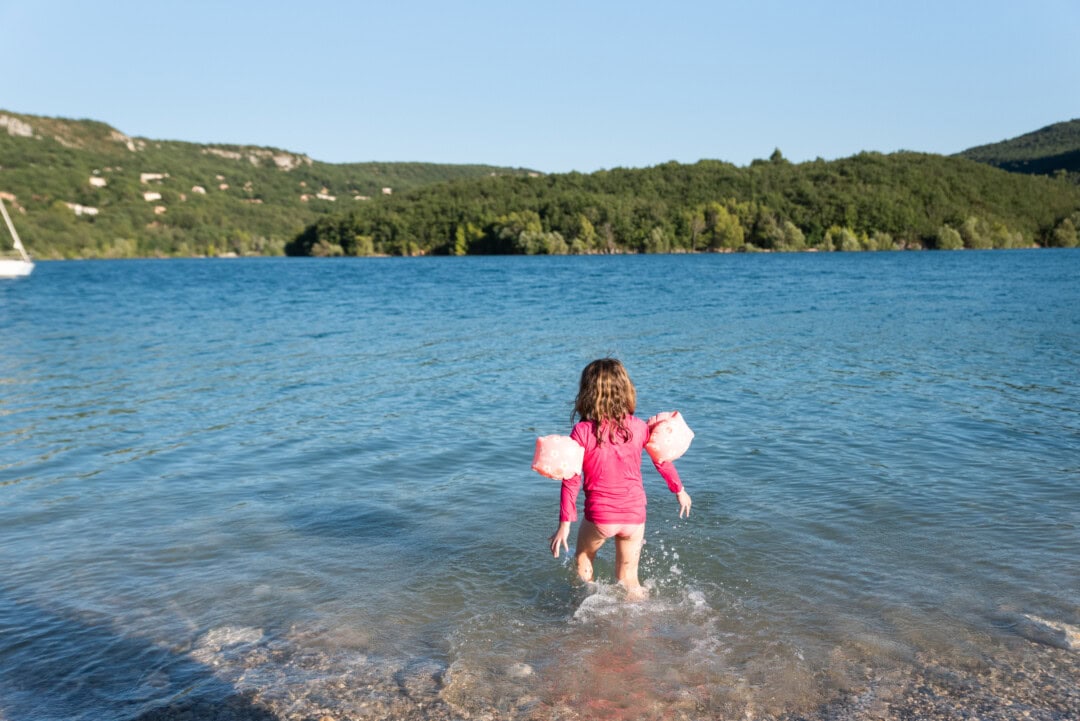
left=591, top=521, right=645, bottom=540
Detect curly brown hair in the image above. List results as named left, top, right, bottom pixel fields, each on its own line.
left=572, top=358, right=637, bottom=444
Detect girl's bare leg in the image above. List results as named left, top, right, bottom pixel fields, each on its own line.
left=614, top=524, right=647, bottom=598
left=574, top=520, right=607, bottom=582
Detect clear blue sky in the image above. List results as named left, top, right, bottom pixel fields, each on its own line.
left=3, top=0, right=1078, bottom=173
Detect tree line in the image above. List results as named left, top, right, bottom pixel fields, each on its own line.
left=286, top=151, right=1080, bottom=256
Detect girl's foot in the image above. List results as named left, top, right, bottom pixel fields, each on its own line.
left=622, top=583, right=649, bottom=602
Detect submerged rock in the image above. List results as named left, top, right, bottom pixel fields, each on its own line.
left=395, top=658, right=447, bottom=700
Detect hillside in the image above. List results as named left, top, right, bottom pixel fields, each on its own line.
left=958, top=119, right=1080, bottom=179
left=4, top=109, right=1080, bottom=259
left=288, top=150, right=1080, bottom=256
left=0, top=110, right=537, bottom=258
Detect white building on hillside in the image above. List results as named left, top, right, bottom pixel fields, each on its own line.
left=64, top=202, right=99, bottom=216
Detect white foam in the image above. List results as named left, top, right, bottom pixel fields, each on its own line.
left=572, top=584, right=624, bottom=621
left=686, top=589, right=708, bottom=609
left=1019, top=614, right=1080, bottom=651
left=572, top=583, right=716, bottom=624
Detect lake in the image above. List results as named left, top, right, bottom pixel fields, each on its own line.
left=1, top=251, right=1078, bottom=720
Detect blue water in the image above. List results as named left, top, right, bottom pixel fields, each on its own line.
left=1, top=252, right=1078, bottom=720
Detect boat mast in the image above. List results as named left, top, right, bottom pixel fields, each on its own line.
left=0, top=197, right=31, bottom=262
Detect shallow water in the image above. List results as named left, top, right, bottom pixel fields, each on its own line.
left=1, top=252, right=1078, bottom=720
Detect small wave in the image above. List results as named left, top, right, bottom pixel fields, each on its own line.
left=1017, top=614, right=1080, bottom=651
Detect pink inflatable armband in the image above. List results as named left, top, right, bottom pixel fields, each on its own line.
left=532, top=435, right=584, bottom=480
left=645, top=411, right=694, bottom=463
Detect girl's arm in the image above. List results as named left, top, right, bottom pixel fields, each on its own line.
left=644, top=419, right=685, bottom=494
left=652, top=458, right=691, bottom=517
left=552, top=473, right=582, bottom=557
left=552, top=424, right=589, bottom=557
left=652, top=458, right=683, bottom=493
left=559, top=472, right=582, bottom=523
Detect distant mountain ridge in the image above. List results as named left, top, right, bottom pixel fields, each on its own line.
left=958, top=119, right=1080, bottom=178
left=0, top=109, right=537, bottom=258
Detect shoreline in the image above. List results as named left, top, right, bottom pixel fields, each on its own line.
left=19, top=244, right=1069, bottom=263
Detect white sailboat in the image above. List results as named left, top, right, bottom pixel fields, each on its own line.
left=0, top=196, right=34, bottom=278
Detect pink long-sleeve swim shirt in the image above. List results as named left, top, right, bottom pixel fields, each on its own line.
left=559, top=415, right=683, bottom=525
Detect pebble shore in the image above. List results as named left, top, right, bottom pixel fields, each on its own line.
left=129, top=624, right=1078, bottom=721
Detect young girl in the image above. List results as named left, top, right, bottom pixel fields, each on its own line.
left=549, top=358, right=691, bottom=597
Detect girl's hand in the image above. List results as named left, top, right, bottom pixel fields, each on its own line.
left=676, top=489, right=692, bottom=518
left=550, top=522, right=571, bottom=557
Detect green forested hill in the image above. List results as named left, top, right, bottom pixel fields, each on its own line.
left=959, top=119, right=1080, bottom=179
left=0, top=110, right=536, bottom=258
left=288, top=150, right=1080, bottom=256
left=3, top=109, right=1080, bottom=258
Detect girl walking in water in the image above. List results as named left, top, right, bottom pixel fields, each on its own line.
left=549, top=358, right=691, bottom=597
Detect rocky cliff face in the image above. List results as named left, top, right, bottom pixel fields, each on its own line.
left=201, top=146, right=313, bottom=171
left=0, top=114, right=34, bottom=138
